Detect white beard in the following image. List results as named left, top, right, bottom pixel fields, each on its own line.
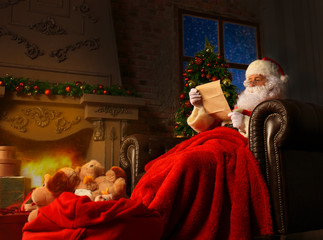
left=236, top=75, right=285, bottom=111
left=236, top=86, right=273, bottom=111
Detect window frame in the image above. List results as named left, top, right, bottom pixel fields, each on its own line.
left=178, top=8, right=261, bottom=89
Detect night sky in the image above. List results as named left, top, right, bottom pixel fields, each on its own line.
left=183, top=15, right=257, bottom=91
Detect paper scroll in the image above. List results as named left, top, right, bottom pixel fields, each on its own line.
left=196, top=81, right=232, bottom=122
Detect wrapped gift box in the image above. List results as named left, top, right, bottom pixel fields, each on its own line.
left=0, top=177, right=30, bottom=208
left=0, top=146, right=21, bottom=177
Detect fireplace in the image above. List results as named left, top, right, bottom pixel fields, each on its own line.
left=0, top=86, right=144, bottom=188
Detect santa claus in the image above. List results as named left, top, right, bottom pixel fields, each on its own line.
left=188, top=57, right=288, bottom=137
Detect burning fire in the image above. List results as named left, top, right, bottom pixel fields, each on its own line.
left=21, top=150, right=82, bottom=188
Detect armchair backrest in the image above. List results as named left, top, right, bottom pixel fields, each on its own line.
left=249, top=99, right=323, bottom=235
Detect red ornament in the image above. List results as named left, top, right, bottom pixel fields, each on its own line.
left=92, top=89, right=97, bottom=94
left=75, top=81, right=82, bottom=86
left=201, top=68, right=205, bottom=73
left=206, top=74, right=211, bottom=79
left=207, top=63, right=211, bottom=67
left=103, top=90, right=108, bottom=95
left=182, top=73, right=187, bottom=77
left=185, top=100, right=191, bottom=108
left=126, top=90, right=132, bottom=95
left=98, top=85, right=104, bottom=89
left=179, top=93, right=185, bottom=100
left=184, top=77, right=189, bottom=81
left=65, top=86, right=72, bottom=92
left=195, top=57, right=203, bottom=65
left=187, top=69, right=193, bottom=73
left=44, top=89, right=52, bottom=96
left=212, top=76, right=218, bottom=81
left=201, top=74, right=205, bottom=78
left=33, top=85, right=39, bottom=90
left=15, top=86, right=23, bottom=93
left=0, top=80, right=4, bottom=86
left=19, top=82, right=24, bottom=87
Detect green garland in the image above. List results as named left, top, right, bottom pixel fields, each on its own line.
left=0, top=75, right=140, bottom=97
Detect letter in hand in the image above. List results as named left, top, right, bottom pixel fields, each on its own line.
left=189, top=88, right=203, bottom=108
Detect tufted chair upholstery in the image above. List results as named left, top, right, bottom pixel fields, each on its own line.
left=249, top=99, right=323, bottom=237
left=119, top=99, right=323, bottom=238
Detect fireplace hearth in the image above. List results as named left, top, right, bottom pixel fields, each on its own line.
left=0, top=86, right=144, bottom=187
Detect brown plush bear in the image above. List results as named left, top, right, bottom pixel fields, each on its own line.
left=25, top=167, right=80, bottom=222
left=93, top=166, right=128, bottom=201
left=74, top=159, right=105, bottom=200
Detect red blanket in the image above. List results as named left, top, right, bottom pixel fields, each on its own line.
left=22, top=193, right=163, bottom=240
left=131, top=127, right=273, bottom=240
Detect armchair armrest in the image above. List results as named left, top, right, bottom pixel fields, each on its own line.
left=249, top=99, right=323, bottom=235
left=119, top=134, right=184, bottom=195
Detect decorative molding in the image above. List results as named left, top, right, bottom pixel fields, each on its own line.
left=109, top=126, right=117, bottom=141
left=55, top=116, right=81, bottom=134
left=92, top=120, right=104, bottom=141
left=22, top=107, right=61, bottom=127
left=0, top=26, right=44, bottom=59
left=1, top=107, right=81, bottom=133
left=0, top=0, right=23, bottom=9
left=1, top=111, right=28, bottom=132
left=73, top=0, right=98, bottom=23
left=30, top=17, right=66, bottom=35
left=109, top=126, right=117, bottom=165
left=49, top=38, right=100, bottom=63
left=95, top=105, right=128, bottom=117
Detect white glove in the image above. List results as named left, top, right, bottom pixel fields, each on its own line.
left=228, top=111, right=245, bottom=131
left=189, top=88, right=203, bottom=108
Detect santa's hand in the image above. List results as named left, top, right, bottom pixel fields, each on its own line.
left=228, top=111, right=245, bottom=130
left=189, top=88, right=203, bottom=108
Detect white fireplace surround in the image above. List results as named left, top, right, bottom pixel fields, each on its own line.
left=0, top=86, right=145, bottom=173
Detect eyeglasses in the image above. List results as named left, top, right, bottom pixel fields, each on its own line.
left=246, top=75, right=267, bottom=86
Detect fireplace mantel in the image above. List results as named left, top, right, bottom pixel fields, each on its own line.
left=0, top=86, right=145, bottom=178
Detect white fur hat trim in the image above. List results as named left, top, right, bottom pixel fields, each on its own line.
left=246, top=57, right=288, bottom=83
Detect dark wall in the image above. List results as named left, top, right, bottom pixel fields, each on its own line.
left=111, top=0, right=323, bottom=136
left=259, top=0, right=323, bottom=105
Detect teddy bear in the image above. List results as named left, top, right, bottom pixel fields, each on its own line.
left=74, top=159, right=106, bottom=200
left=24, top=167, right=80, bottom=222
left=92, top=166, right=128, bottom=201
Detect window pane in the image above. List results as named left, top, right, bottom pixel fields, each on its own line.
left=229, top=68, right=245, bottom=92
left=183, top=15, right=218, bottom=57
left=224, top=22, right=257, bottom=64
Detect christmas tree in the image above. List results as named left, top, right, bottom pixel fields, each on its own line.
left=174, top=39, right=238, bottom=137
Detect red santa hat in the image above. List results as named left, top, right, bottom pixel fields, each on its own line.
left=246, top=57, right=288, bottom=83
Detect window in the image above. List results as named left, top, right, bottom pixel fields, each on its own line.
left=179, top=9, right=260, bottom=92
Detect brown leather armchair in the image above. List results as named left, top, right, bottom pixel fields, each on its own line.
left=119, top=99, right=323, bottom=239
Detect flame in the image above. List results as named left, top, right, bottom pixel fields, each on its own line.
left=21, top=151, right=79, bottom=188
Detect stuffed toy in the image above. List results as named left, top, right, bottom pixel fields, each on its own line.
left=93, top=166, right=128, bottom=201
left=74, top=159, right=106, bottom=200
left=25, top=167, right=80, bottom=222
left=75, top=159, right=105, bottom=190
